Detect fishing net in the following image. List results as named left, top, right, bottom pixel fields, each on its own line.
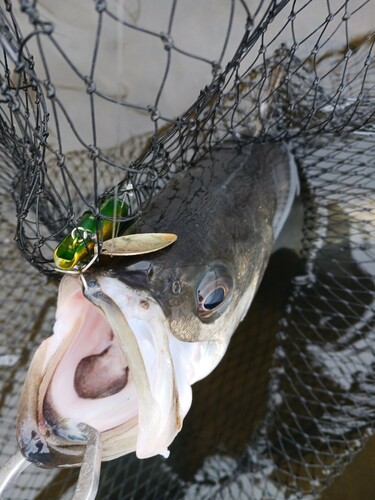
left=0, top=0, right=374, bottom=498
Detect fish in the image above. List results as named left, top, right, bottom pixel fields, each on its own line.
left=16, top=141, right=299, bottom=468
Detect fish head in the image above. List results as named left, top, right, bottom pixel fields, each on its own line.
left=16, top=241, right=267, bottom=467
left=16, top=143, right=290, bottom=467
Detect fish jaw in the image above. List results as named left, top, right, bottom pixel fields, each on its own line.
left=92, top=275, right=223, bottom=457
left=16, top=274, right=214, bottom=465
left=16, top=275, right=138, bottom=466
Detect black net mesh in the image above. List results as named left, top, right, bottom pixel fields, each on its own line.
left=0, top=0, right=374, bottom=498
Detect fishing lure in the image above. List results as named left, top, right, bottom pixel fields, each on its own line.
left=54, top=196, right=177, bottom=272
left=54, top=197, right=129, bottom=270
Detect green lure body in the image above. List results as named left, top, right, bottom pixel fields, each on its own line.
left=54, top=197, right=128, bottom=270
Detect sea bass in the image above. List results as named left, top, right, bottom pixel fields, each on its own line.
left=16, top=142, right=299, bottom=467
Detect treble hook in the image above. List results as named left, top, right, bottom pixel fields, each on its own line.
left=0, top=423, right=102, bottom=500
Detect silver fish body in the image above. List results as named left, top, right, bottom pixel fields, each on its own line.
left=16, top=142, right=299, bottom=466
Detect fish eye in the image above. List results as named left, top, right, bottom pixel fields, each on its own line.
left=200, top=287, right=225, bottom=310
left=197, top=266, right=232, bottom=319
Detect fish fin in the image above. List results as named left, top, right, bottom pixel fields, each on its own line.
left=272, top=145, right=300, bottom=241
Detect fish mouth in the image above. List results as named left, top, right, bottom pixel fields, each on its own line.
left=16, top=274, right=205, bottom=467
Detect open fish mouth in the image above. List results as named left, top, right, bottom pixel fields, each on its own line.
left=16, top=274, right=207, bottom=467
